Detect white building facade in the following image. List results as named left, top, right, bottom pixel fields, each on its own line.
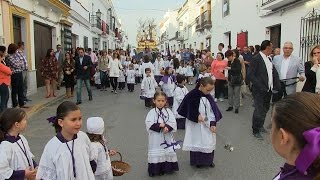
left=0, top=0, right=125, bottom=95
left=211, top=0, right=320, bottom=61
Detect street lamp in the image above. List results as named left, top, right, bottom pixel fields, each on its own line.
left=96, top=9, right=102, bottom=18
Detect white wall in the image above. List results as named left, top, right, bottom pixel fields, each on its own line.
left=211, top=0, right=320, bottom=56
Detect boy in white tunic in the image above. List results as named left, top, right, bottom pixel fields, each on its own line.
left=126, top=64, right=136, bottom=92
left=0, top=108, right=37, bottom=180
left=172, top=74, right=189, bottom=129
left=145, top=91, right=179, bottom=177
left=178, top=77, right=222, bottom=168
left=36, top=101, right=96, bottom=180
left=159, top=67, right=176, bottom=107
left=86, top=117, right=117, bottom=180
left=154, top=56, right=165, bottom=84
left=141, top=68, right=158, bottom=108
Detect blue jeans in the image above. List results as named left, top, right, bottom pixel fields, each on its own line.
left=76, top=79, right=92, bottom=103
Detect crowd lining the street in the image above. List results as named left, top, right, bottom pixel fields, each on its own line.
left=0, top=40, right=319, bottom=179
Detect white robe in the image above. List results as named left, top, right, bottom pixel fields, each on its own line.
left=118, top=70, right=126, bottom=83
left=90, top=142, right=113, bottom=180
left=145, top=108, right=178, bottom=164
left=141, top=76, right=158, bottom=98
left=183, top=97, right=216, bottom=153
left=172, top=86, right=189, bottom=119
left=154, top=60, right=165, bottom=76
left=126, top=69, right=136, bottom=84
left=159, top=77, right=175, bottom=97
left=0, top=135, right=35, bottom=180
left=140, top=62, right=155, bottom=78
left=185, top=66, right=194, bottom=77
left=134, top=64, right=141, bottom=76
left=36, top=131, right=95, bottom=180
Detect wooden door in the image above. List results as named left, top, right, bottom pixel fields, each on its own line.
left=13, top=16, right=22, bottom=44
left=270, top=25, right=281, bottom=49
left=34, top=22, right=52, bottom=87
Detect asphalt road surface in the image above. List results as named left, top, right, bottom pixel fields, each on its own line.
left=25, top=85, right=283, bottom=180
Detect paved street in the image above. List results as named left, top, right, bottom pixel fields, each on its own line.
left=25, top=85, right=282, bottom=180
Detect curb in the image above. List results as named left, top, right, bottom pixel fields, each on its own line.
left=26, top=95, right=65, bottom=117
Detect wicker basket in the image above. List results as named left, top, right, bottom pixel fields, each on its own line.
left=111, top=152, right=131, bottom=176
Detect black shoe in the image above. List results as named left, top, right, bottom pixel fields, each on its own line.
left=253, top=132, right=263, bottom=140
left=57, top=86, right=60, bottom=90
left=226, top=107, right=233, bottom=111
left=76, top=101, right=82, bottom=105
left=25, top=99, right=32, bottom=102
left=235, top=109, right=239, bottom=114
left=89, top=96, right=93, bottom=101
left=260, top=127, right=268, bottom=133
left=210, top=163, right=215, bottom=168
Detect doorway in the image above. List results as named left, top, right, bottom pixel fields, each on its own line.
left=13, top=16, right=22, bottom=44
left=224, top=31, right=231, bottom=48
left=270, top=24, right=281, bottom=49
left=34, top=22, right=52, bottom=87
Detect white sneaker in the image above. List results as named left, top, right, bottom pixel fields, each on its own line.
left=219, top=98, right=224, bottom=102
left=214, top=98, right=218, bottom=102
left=114, top=91, right=118, bottom=94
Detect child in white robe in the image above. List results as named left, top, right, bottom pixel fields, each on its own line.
left=178, top=77, right=222, bottom=168
left=133, top=59, right=141, bottom=84
left=0, top=108, right=37, bottom=180
left=118, top=69, right=126, bottom=90
left=145, top=91, right=179, bottom=177
left=86, top=117, right=117, bottom=180
left=204, top=66, right=216, bottom=98
left=94, top=69, right=101, bottom=89
left=126, top=64, right=136, bottom=92
left=141, top=68, right=158, bottom=108
left=159, top=67, right=176, bottom=107
left=36, top=101, right=96, bottom=180
left=172, top=75, right=189, bottom=129
left=185, top=62, right=194, bottom=85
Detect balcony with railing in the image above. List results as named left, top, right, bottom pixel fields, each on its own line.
left=202, top=10, right=212, bottom=29
left=60, top=0, right=70, bottom=6
left=90, top=15, right=102, bottom=34
left=261, top=0, right=302, bottom=10
left=176, top=31, right=184, bottom=41
left=195, top=16, right=202, bottom=31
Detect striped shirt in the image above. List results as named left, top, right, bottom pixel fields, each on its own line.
left=16, top=50, right=28, bottom=71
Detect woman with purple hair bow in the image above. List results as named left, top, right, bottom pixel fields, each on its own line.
left=271, top=92, right=320, bottom=180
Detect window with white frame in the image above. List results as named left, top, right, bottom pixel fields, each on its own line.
left=223, top=0, right=230, bottom=17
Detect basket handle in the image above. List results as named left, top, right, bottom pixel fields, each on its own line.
left=115, top=152, right=122, bottom=161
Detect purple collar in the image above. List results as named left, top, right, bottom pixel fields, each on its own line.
left=4, top=134, right=21, bottom=143
left=161, top=75, right=176, bottom=83
left=56, top=132, right=78, bottom=143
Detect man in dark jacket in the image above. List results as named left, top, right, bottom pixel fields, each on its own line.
left=247, top=40, right=281, bottom=140
left=75, top=48, right=93, bottom=105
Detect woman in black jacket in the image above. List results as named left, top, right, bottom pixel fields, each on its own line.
left=226, top=50, right=242, bottom=114
left=302, top=45, right=320, bottom=93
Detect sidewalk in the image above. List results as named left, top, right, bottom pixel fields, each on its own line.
left=9, top=87, right=66, bottom=117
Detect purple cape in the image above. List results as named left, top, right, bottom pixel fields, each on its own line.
left=177, top=88, right=222, bottom=123
left=161, top=75, right=176, bottom=83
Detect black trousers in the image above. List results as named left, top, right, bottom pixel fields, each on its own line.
left=272, top=82, right=286, bottom=103
left=135, top=76, right=141, bottom=83
left=11, top=72, right=25, bottom=107
left=118, top=82, right=125, bottom=89
left=145, top=98, right=152, bottom=107
left=110, top=77, right=118, bottom=90
left=215, top=80, right=226, bottom=99
left=252, top=90, right=272, bottom=134
left=0, top=83, right=9, bottom=113
left=127, top=83, right=134, bottom=91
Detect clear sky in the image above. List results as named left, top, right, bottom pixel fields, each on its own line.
left=113, top=0, right=185, bottom=46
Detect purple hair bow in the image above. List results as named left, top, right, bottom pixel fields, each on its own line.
left=47, top=116, right=57, bottom=124
left=295, top=127, right=320, bottom=174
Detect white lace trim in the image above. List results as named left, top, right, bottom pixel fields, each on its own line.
left=95, top=171, right=113, bottom=180
left=148, top=153, right=178, bottom=163
left=182, top=145, right=215, bottom=153
left=36, top=165, right=57, bottom=180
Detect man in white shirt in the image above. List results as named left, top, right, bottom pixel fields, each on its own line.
left=247, top=40, right=281, bottom=140
left=218, top=43, right=227, bottom=55
left=273, top=42, right=305, bottom=100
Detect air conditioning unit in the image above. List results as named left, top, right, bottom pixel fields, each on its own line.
left=0, top=36, right=5, bottom=45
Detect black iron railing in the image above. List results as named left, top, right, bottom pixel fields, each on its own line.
left=90, top=15, right=102, bottom=30
left=203, top=10, right=212, bottom=28
left=195, top=16, right=201, bottom=30
left=60, top=0, right=70, bottom=6
left=261, top=0, right=277, bottom=6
